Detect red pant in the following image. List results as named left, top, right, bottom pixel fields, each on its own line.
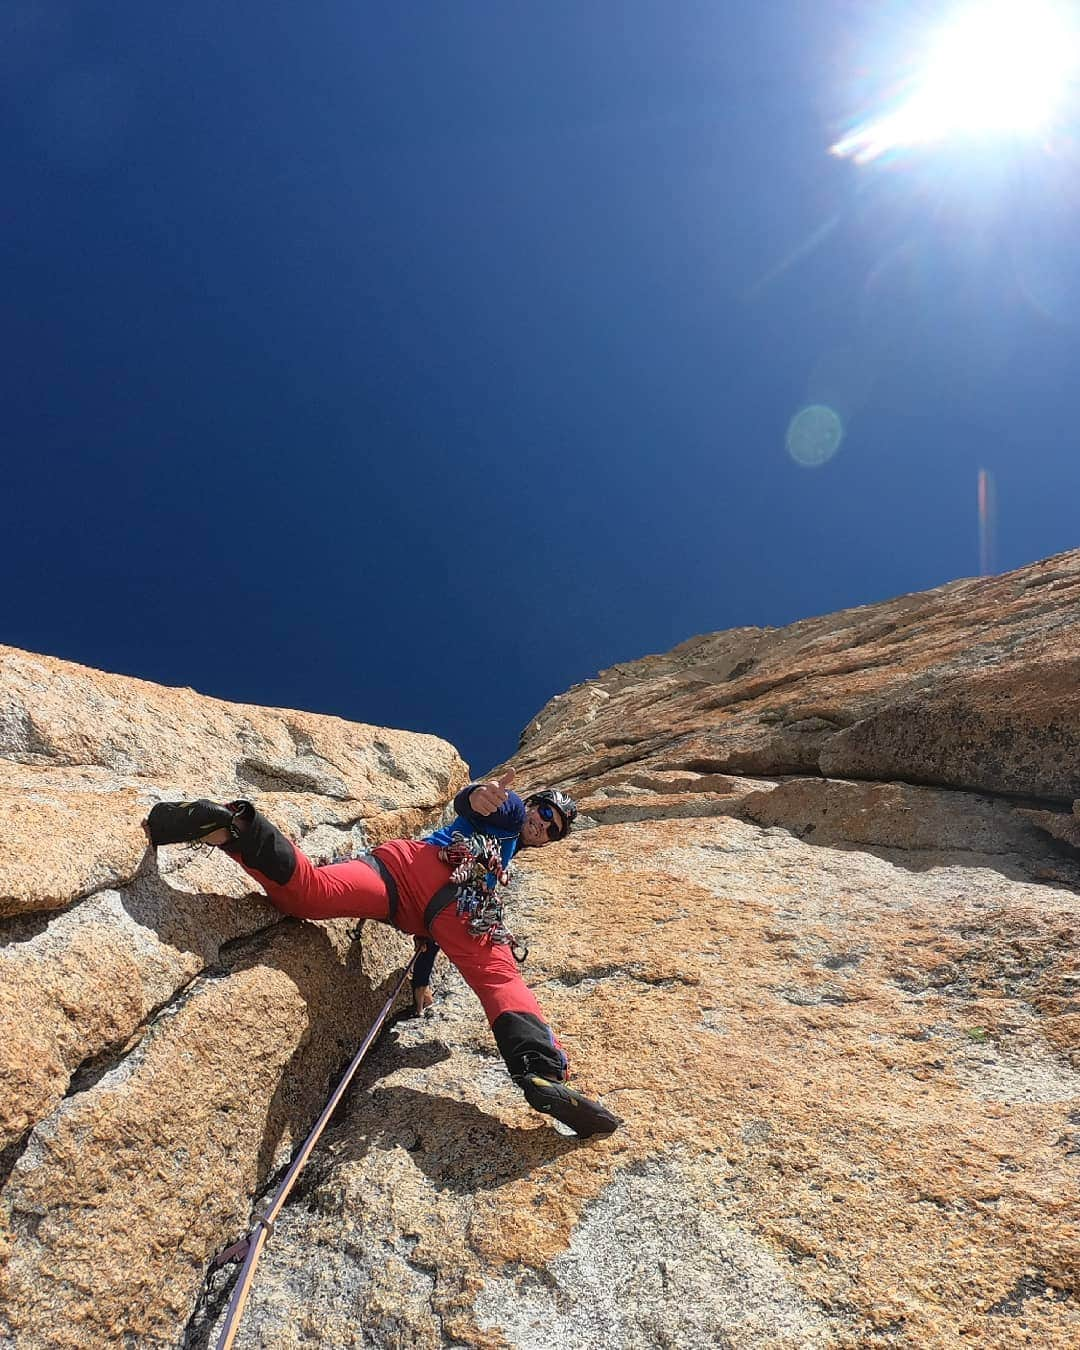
left=234, top=837, right=556, bottom=1039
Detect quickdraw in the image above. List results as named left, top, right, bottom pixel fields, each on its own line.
left=437, top=831, right=528, bottom=962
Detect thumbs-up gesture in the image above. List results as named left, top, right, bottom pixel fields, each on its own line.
left=469, top=770, right=515, bottom=816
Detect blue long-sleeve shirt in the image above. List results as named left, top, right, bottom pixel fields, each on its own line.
left=412, top=784, right=524, bottom=989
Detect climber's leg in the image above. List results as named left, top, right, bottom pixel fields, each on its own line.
left=429, top=907, right=621, bottom=1137
left=146, top=799, right=391, bottom=922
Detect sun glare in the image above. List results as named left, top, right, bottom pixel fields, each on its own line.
left=832, top=1, right=1080, bottom=162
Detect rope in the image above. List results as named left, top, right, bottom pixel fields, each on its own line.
left=212, top=954, right=418, bottom=1350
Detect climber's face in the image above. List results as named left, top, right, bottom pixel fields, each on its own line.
left=520, top=803, right=566, bottom=848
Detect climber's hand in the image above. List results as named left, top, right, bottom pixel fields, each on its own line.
left=469, top=770, right=515, bottom=816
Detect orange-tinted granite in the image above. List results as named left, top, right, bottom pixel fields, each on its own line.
left=4, top=554, right=1080, bottom=1347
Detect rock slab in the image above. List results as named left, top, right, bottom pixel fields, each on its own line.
left=4, top=553, right=1080, bottom=1348
left=0, top=645, right=467, bottom=1346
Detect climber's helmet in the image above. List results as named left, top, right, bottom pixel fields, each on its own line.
left=524, top=789, right=578, bottom=843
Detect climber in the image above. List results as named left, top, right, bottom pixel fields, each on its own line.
left=143, top=771, right=621, bottom=1138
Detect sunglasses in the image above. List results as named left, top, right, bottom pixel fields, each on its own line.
left=536, top=804, right=564, bottom=840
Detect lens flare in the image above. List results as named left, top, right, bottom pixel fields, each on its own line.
left=786, top=405, right=844, bottom=468
left=978, top=468, right=997, bottom=575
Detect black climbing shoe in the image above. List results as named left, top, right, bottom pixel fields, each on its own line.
left=144, top=799, right=249, bottom=847
left=518, top=1074, right=622, bottom=1138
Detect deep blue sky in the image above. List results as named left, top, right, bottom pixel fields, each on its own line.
left=5, top=3, right=1079, bottom=776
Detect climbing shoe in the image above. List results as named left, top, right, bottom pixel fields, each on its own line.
left=144, top=799, right=249, bottom=847
left=518, top=1074, right=622, bottom=1138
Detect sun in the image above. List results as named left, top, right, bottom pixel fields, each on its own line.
left=923, top=1, right=1076, bottom=133
left=832, top=1, right=1080, bottom=163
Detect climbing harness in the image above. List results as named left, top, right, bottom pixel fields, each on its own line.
left=208, top=953, right=418, bottom=1350
left=437, top=831, right=527, bottom=961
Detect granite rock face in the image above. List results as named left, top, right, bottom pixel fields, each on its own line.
left=197, top=796, right=1080, bottom=1350
left=5, top=552, right=1080, bottom=1349
left=0, top=646, right=467, bottom=1347
left=211, top=552, right=1080, bottom=1350
left=509, top=550, right=1080, bottom=803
